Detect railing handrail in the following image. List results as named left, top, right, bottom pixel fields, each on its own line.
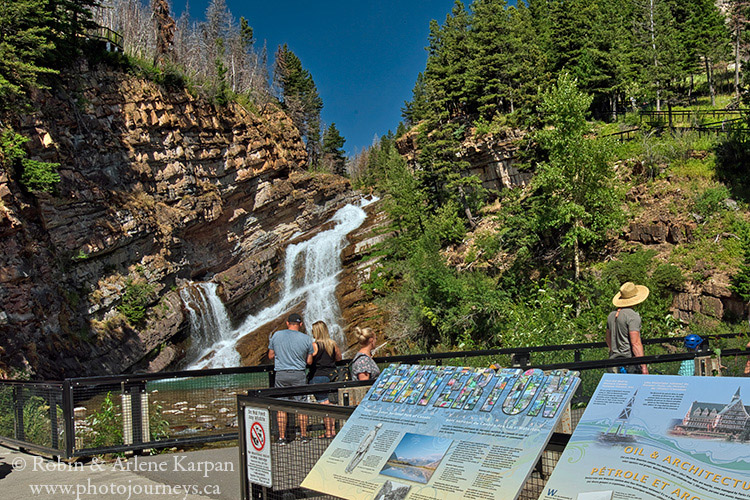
left=2, top=331, right=746, bottom=384
left=370, top=331, right=748, bottom=365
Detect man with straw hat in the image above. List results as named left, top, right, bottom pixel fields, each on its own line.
left=606, top=282, right=650, bottom=374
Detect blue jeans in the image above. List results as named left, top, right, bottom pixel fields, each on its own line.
left=310, top=375, right=332, bottom=402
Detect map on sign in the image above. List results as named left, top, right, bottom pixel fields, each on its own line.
left=302, top=363, right=580, bottom=500
left=539, top=374, right=750, bottom=500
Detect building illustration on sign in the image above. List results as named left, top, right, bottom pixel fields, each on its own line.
left=540, top=374, right=750, bottom=500
left=671, top=387, right=750, bottom=440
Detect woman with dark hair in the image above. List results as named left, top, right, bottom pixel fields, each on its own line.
left=309, top=321, right=342, bottom=438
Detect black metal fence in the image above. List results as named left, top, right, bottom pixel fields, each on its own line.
left=1, top=332, right=749, bottom=460
left=639, top=109, right=746, bottom=122
left=0, top=365, right=273, bottom=458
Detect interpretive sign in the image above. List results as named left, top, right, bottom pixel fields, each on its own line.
left=539, top=374, right=750, bottom=500
left=302, top=364, right=580, bottom=500
left=244, top=407, right=272, bottom=488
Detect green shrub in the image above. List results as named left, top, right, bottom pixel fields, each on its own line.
left=23, top=395, right=53, bottom=446
left=693, top=185, right=730, bottom=218
left=117, top=278, right=154, bottom=325
left=1, top=129, right=60, bottom=192
left=715, top=129, right=750, bottom=201
left=86, top=392, right=123, bottom=449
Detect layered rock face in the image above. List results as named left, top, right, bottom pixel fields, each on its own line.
left=0, top=65, right=357, bottom=378
left=396, top=127, right=530, bottom=194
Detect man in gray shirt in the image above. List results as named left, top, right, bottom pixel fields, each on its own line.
left=269, top=312, right=314, bottom=444
left=606, top=282, right=650, bottom=374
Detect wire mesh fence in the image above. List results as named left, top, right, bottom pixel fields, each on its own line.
left=69, top=369, right=272, bottom=455
left=0, top=381, right=65, bottom=454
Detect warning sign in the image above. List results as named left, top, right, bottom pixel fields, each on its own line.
left=250, top=421, right=265, bottom=451
left=244, top=407, right=272, bottom=488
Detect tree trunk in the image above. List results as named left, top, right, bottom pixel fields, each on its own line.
left=705, top=57, right=715, bottom=107
left=667, top=100, right=673, bottom=128
left=649, top=0, right=661, bottom=111
left=736, top=24, right=742, bottom=101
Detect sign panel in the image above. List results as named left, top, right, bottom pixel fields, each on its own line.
left=539, top=374, right=750, bottom=500
left=244, top=407, right=272, bottom=488
left=302, top=364, right=580, bottom=500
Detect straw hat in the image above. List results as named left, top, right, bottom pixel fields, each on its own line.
left=612, top=282, right=650, bottom=307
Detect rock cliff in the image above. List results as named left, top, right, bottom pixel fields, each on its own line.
left=0, top=64, right=359, bottom=378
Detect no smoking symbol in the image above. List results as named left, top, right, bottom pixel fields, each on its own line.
left=250, top=422, right=265, bottom=451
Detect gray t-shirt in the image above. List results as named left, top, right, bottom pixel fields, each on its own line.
left=269, top=329, right=314, bottom=371
left=607, top=307, right=642, bottom=358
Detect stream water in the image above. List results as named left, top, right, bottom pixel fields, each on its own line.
left=182, top=197, right=377, bottom=369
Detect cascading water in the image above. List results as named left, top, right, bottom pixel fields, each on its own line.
left=185, top=196, right=377, bottom=369
left=179, top=282, right=233, bottom=363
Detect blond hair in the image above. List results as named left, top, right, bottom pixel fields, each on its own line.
left=355, top=326, right=375, bottom=347
left=312, top=321, right=337, bottom=357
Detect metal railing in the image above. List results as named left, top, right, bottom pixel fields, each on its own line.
left=0, top=365, right=273, bottom=458
left=87, top=26, right=123, bottom=51
left=1, top=332, right=748, bottom=459
left=639, top=109, right=746, bottom=122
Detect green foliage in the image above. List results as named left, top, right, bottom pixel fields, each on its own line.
left=0, top=386, right=12, bottom=438
left=716, top=128, right=750, bottom=201
left=274, top=44, right=323, bottom=165
left=1, top=129, right=60, bottom=192
left=529, top=74, right=624, bottom=276
left=86, top=392, right=123, bottom=449
left=23, top=395, right=54, bottom=446
left=117, top=278, right=155, bottom=325
left=21, top=158, right=61, bottom=192
left=321, top=123, right=347, bottom=175
left=214, top=39, right=229, bottom=106
left=693, top=185, right=730, bottom=218
left=149, top=401, right=170, bottom=443
left=0, top=0, right=57, bottom=110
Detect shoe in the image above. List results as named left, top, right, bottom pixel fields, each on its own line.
left=300, top=436, right=311, bottom=444
left=277, top=438, right=289, bottom=446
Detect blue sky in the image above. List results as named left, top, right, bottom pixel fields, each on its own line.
left=174, top=1, right=460, bottom=155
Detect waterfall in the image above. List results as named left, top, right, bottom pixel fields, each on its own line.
left=179, top=282, right=232, bottom=363
left=184, top=197, right=377, bottom=369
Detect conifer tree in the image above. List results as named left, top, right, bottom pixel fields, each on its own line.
left=725, top=0, right=750, bottom=99
left=48, top=0, right=102, bottom=57
left=465, top=0, right=511, bottom=118
left=423, top=1, right=471, bottom=121
left=684, top=0, right=729, bottom=106
left=504, top=2, right=546, bottom=119
left=402, top=72, right=428, bottom=126
left=633, top=0, right=687, bottom=113
left=274, top=44, right=323, bottom=166
left=153, top=0, right=175, bottom=64
left=322, top=123, right=346, bottom=176
left=0, top=0, right=57, bottom=109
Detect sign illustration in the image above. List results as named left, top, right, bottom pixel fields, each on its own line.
left=302, top=364, right=580, bottom=500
